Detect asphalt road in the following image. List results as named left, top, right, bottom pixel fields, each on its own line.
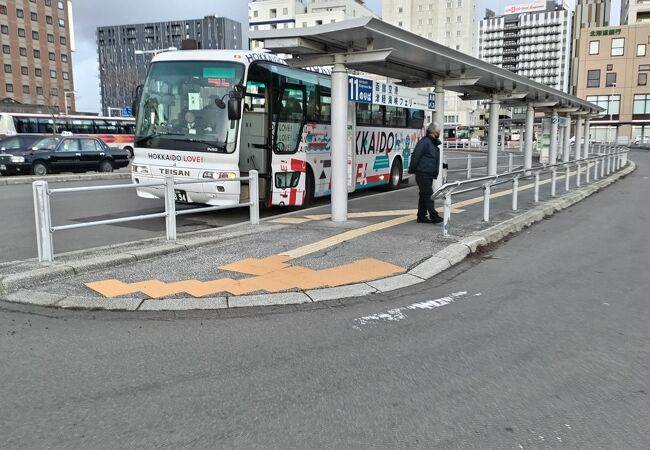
left=0, top=151, right=485, bottom=263
left=0, top=151, right=647, bottom=448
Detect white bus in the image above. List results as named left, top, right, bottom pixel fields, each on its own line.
left=0, top=112, right=135, bottom=156
left=131, top=50, right=427, bottom=207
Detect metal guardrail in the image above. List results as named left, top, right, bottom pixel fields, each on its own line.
left=446, top=153, right=525, bottom=179
left=32, top=170, right=260, bottom=263
left=434, top=145, right=629, bottom=236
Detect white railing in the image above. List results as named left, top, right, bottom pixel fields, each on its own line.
left=32, top=171, right=260, bottom=263
left=434, top=146, right=629, bottom=236
left=446, top=153, right=525, bottom=179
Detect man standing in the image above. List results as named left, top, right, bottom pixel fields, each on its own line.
left=408, top=122, right=444, bottom=224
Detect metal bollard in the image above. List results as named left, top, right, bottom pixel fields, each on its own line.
left=576, top=162, right=581, bottom=187
left=164, top=176, right=177, bottom=241
left=443, top=191, right=452, bottom=236
left=249, top=170, right=260, bottom=225
left=508, top=153, right=514, bottom=172
left=534, top=171, right=540, bottom=202
left=512, top=177, right=519, bottom=210
left=33, top=180, right=54, bottom=263
left=607, top=150, right=612, bottom=174
left=565, top=165, right=571, bottom=192
left=483, top=183, right=491, bottom=222
left=585, top=159, right=591, bottom=183
left=466, top=154, right=472, bottom=179
left=593, top=159, right=599, bottom=181
left=551, top=168, right=557, bottom=197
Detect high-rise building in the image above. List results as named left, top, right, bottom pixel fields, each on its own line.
left=97, top=16, right=242, bottom=116
left=570, top=0, right=611, bottom=95
left=0, top=0, right=75, bottom=114
left=479, top=1, right=573, bottom=93
left=620, top=0, right=650, bottom=24
left=382, top=0, right=478, bottom=125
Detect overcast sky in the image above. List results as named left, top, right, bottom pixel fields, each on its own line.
left=71, top=0, right=618, bottom=113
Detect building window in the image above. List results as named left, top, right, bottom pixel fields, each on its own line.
left=253, top=10, right=258, bottom=18
left=32, top=31, right=39, bottom=40
left=446, top=31, right=451, bottom=38
left=639, top=73, right=647, bottom=86
left=49, top=52, right=55, bottom=61
left=33, top=49, right=40, bottom=58
left=605, top=73, right=617, bottom=87
left=62, top=72, right=69, bottom=80
left=2, top=45, right=9, bottom=54
left=418, top=5, right=423, bottom=11
left=61, top=54, right=68, bottom=62
left=446, top=16, right=451, bottom=23
left=633, top=94, right=650, bottom=114
left=19, top=47, right=26, bottom=56
left=16, top=9, right=24, bottom=18
left=607, top=64, right=613, bottom=70
left=46, top=15, right=52, bottom=25
left=283, top=7, right=288, bottom=14
left=6, top=84, right=13, bottom=93
left=447, top=1, right=452, bottom=7
left=21, top=66, right=28, bottom=75
left=586, top=95, right=620, bottom=115
left=398, top=21, right=402, bottom=27
left=269, top=8, right=276, bottom=18
left=18, top=28, right=25, bottom=37
left=1, top=25, right=7, bottom=34
left=457, top=15, right=462, bottom=22
left=51, top=88, right=58, bottom=96
left=47, top=34, right=54, bottom=43
left=45, top=0, right=51, bottom=5
left=35, top=68, right=41, bottom=77
left=36, top=86, right=43, bottom=95
left=57, top=0, right=64, bottom=9
left=23, top=85, right=30, bottom=94
left=611, top=38, right=625, bottom=56
left=31, top=12, right=37, bottom=21
left=418, top=19, right=423, bottom=25
left=4, top=64, right=12, bottom=73
left=398, top=7, right=402, bottom=13
left=50, top=70, right=57, bottom=79
left=640, top=64, right=650, bottom=71
left=60, top=36, right=66, bottom=45
left=587, top=69, right=601, bottom=87
left=589, top=41, right=599, bottom=55
left=638, top=44, right=647, bottom=56
left=0, top=5, right=6, bottom=14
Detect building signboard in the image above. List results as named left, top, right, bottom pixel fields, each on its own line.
left=504, top=2, right=546, bottom=14
left=590, top=29, right=622, bottom=36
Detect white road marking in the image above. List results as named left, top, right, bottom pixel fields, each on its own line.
left=354, top=291, right=468, bottom=328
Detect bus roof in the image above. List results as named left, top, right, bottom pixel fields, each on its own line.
left=0, top=112, right=134, bottom=121
left=152, top=49, right=288, bottom=67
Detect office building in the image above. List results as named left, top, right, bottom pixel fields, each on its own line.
left=570, top=0, right=611, bottom=95
left=0, top=0, right=75, bottom=114
left=621, top=0, right=650, bottom=24
left=575, top=23, right=650, bottom=143
left=97, top=16, right=242, bottom=116
left=479, top=1, right=573, bottom=93
left=382, top=0, right=478, bottom=125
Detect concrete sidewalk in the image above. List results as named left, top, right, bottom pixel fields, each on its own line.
left=0, top=161, right=635, bottom=311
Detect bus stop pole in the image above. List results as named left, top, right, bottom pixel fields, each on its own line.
left=331, top=56, right=349, bottom=222
left=487, top=95, right=499, bottom=176
left=433, top=80, right=444, bottom=192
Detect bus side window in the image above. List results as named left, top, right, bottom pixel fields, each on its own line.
left=408, top=109, right=425, bottom=129
left=371, top=104, right=384, bottom=126
left=15, top=117, right=38, bottom=133
left=318, top=86, right=331, bottom=123
left=356, top=103, right=372, bottom=125
left=37, top=118, right=55, bottom=133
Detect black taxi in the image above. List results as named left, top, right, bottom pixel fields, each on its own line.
left=0, top=134, right=130, bottom=176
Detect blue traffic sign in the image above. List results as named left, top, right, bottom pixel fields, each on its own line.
left=348, top=76, right=373, bottom=103
left=121, top=106, right=133, bottom=117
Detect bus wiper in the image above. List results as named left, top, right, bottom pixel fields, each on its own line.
left=135, top=132, right=185, bottom=145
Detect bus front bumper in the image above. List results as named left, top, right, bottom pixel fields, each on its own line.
left=132, top=175, right=240, bottom=206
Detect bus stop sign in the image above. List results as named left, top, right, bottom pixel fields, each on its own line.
left=121, top=106, right=132, bottom=117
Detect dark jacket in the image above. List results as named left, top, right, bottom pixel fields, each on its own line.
left=408, top=135, right=441, bottom=178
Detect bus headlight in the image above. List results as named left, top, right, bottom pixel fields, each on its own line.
left=202, top=171, right=237, bottom=180
left=132, top=164, right=150, bottom=174
left=10, top=156, right=25, bottom=163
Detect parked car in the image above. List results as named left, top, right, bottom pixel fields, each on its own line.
left=633, top=135, right=650, bottom=145
left=0, top=135, right=130, bottom=176
left=0, top=134, right=43, bottom=152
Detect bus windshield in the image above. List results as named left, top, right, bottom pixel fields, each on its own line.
left=135, top=60, right=245, bottom=153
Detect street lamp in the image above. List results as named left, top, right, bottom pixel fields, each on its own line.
left=63, top=90, right=77, bottom=115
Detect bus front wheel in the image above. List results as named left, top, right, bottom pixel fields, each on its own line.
left=386, top=159, right=402, bottom=190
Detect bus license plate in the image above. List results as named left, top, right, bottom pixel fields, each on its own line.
left=174, top=190, right=188, bottom=202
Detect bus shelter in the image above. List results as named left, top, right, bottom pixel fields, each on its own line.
left=250, top=17, right=603, bottom=222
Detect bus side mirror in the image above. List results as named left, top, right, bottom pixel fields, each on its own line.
left=228, top=98, right=242, bottom=121
left=132, top=84, right=143, bottom=118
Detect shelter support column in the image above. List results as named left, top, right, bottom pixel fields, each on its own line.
left=330, top=58, right=348, bottom=222
left=433, top=80, right=444, bottom=190
left=549, top=109, right=559, bottom=164
left=524, top=103, right=535, bottom=170
left=574, top=116, right=584, bottom=160
left=558, top=124, right=564, bottom=162
left=582, top=117, right=591, bottom=157
left=488, top=95, right=500, bottom=175
left=563, top=114, right=572, bottom=162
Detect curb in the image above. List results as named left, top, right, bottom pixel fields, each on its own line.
left=0, top=172, right=130, bottom=186
left=0, top=161, right=636, bottom=311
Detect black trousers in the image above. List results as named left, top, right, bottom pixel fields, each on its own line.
left=415, top=173, right=439, bottom=219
